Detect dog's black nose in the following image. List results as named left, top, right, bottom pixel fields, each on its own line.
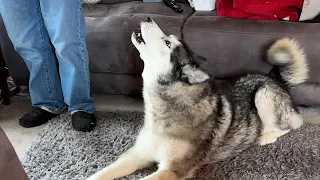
left=144, top=17, right=152, bottom=22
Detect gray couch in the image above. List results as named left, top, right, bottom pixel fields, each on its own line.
left=1, top=1, right=320, bottom=105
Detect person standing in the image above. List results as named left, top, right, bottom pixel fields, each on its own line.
left=0, top=0, right=96, bottom=132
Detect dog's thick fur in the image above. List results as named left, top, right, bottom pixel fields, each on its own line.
left=88, top=18, right=308, bottom=180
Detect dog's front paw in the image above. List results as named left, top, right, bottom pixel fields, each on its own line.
left=87, top=173, right=113, bottom=180
left=87, top=172, right=115, bottom=180
left=86, top=173, right=99, bottom=180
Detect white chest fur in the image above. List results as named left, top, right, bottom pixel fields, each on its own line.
left=135, top=127, right=193, bottom=165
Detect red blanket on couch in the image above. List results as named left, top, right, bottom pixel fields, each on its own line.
left=217, top=0, right=304, bottom=21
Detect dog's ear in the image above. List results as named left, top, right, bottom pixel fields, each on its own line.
left=180, top=64, right=211, bottom=84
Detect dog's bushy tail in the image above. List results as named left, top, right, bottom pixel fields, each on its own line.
left=267, top=38, right=309, bottom=86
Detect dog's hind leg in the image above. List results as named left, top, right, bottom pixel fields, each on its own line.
left=260, top=107, right=303, bottom=145
left=87, top=146, right=152, bottom=180
left=254, top=85, right=301, bottom=146
left=259, top=130, right=290, bottom=145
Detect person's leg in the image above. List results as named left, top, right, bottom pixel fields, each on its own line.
left=0, top=0, right=65, bottom=127
left=40, top=0, right=96, bottom=131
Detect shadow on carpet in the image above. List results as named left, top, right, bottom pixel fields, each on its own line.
left=21, top=111, right=320, bottom=180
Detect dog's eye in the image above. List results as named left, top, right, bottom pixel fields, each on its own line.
left=165, top=40, right=171, bottom=48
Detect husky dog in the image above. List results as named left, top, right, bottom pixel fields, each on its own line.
left=88, top=17, right=308, bottom=180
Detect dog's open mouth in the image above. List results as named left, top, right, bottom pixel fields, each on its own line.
left=133, top=31, right=145, bottom=44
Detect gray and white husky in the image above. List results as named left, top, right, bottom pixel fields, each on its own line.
left=88, top=17, right=308, bottom=180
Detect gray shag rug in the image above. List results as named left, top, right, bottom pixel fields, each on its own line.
left=21, top=111, right=320, bottom=180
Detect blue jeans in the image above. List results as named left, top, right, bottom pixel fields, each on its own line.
left=0, top=0, right=95, bottom=113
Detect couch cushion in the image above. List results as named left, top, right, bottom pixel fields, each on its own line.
left=291, top=83, right=320, bottom=106
left=183, top=12, right=320, bottom=84
left=83, top=2, right=194, bottom=75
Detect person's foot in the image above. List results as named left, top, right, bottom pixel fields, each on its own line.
left=71, top=111, right=96, bottom=132
left=19, top=107, right=58, bottom=128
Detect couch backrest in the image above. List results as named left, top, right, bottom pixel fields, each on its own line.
left=183, top=13, right=320, bottom=85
